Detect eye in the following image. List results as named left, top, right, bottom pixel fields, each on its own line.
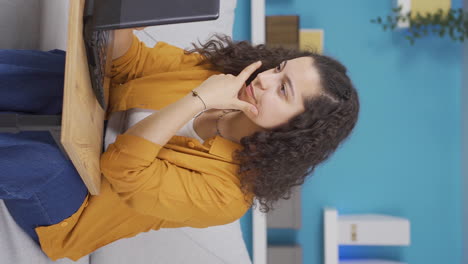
left=280, top=83, right=287, bottom=96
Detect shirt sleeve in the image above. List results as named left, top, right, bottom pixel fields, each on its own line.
left=99, top=134, right=243, bottom=225
left=110, top=35, right=205, bottom=84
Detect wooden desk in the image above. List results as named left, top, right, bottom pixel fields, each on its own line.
left=61, top=0, right=112, bottom=195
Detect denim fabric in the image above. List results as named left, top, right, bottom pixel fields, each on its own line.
left=0, top=49, right=89, bottom=245
left=0, top=49, right=65, bottom=115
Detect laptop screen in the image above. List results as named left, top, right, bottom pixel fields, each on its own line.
left=90, top=0, right=219, bottom=30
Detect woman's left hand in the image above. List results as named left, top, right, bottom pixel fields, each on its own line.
left=193, top=61, right=262, bottom=115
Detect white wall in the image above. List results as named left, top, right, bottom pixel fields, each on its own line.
left=39, top=0, right=69, bottom=51
left=0, top=0, right=41, bottom=49
left=0, top=0, right=69, bottom=50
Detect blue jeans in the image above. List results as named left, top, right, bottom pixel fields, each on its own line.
left=0, top=49, right=89, bottom=245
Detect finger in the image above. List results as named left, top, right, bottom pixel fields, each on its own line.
left=236, top=100, right=258, bottom=115
left=237, top=61, right=262, bottom=83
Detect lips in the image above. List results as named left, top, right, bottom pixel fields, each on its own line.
left=247, top=83, right=256, bottom=103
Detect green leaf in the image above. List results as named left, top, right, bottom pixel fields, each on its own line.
left=393, top=6, right=403, bottom=13
left=440, top=28, right=446, bottom=37
left=405, top=35, right=415, bottom=45
left=416, top=12, right=423, bottom=21
left=377, top=17, right=382, bottom=23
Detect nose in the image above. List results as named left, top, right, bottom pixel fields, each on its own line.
left=256, top=70, right=277, bottom=91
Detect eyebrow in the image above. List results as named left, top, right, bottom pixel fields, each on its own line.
left=283, top=61, right=295, bottom=101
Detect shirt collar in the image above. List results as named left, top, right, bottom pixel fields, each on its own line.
left=167, top=135, right=243, bottom=163
left=207, top=135, right=243, bottom=162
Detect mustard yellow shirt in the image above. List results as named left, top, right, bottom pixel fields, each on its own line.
left=35, top=36, right=253, bottom=261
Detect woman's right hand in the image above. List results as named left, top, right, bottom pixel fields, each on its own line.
left=193, top=61, right=262, bottom=115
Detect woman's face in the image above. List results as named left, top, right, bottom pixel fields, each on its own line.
left=238, top=56, right=321, bottom=129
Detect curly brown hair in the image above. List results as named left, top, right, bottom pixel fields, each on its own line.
left=187, top=35, right=360, bottom=213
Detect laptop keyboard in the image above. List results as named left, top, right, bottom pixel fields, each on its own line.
left=89, top=30, right=110, bottom=109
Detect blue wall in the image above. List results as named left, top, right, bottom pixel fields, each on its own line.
left=236, top=1, right=463, bottom=263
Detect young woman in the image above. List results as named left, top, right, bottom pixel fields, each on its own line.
left=0, top=28, right=359, bottom=261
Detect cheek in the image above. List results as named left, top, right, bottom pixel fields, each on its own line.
left=253, top=97, right=290, bottom=128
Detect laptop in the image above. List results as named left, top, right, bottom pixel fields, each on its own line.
left=83, top=0, right=220, bottom=109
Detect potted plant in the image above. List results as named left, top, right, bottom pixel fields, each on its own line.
left=371, top=6, right=468, bottom=45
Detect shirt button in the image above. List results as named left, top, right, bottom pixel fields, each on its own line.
left=188, top=141, right=195, bottom=148
left=208, top=139, right=214, bottom=145
left=84, top=200, right=89, bottom=207
left=61, top=222, right=69, bottom=227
